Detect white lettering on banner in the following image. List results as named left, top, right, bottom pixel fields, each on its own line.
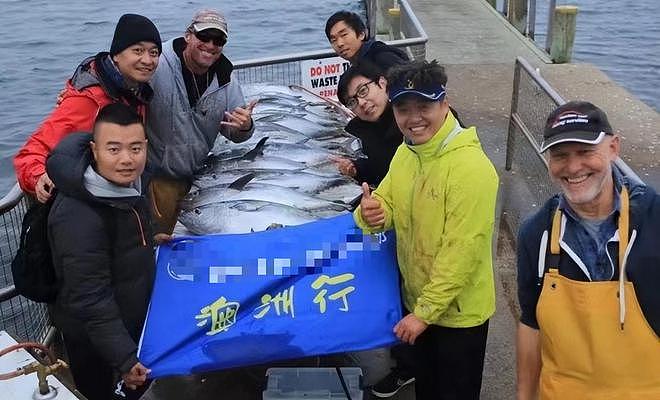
left=300, top=57, right=351, bottom=100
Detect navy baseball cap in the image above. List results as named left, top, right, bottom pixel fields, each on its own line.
left=540, top=101, right=613, bottom=152
left=389, top=80, right=446, bottom=103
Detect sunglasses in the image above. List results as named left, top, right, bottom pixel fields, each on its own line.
left=194, top=30, right=227, bottom=46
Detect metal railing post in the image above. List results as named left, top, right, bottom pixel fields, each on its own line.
left=528, top=0, right=537, bottom=40
left=506, top=60, right=522, bottom=171
left=545, top=0, right=557, bottom=52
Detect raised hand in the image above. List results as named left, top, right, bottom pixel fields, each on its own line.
left=359, top=182, right=385, bottom=228
left=221, top=100, right=257, bottom=131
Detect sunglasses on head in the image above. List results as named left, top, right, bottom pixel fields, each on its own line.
left=194, top=30, right=227, bottom=46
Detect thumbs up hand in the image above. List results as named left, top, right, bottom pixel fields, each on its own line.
left=360, top=183, right=386, bottom=228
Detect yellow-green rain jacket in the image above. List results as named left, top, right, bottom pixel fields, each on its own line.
left=354, top=111, right=498, bottom=327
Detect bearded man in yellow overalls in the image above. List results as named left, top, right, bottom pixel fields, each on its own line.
left=516, top=101, right=660, bottom=400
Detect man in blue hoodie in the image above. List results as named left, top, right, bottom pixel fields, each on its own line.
left=47, top=103, right=154, bottom=400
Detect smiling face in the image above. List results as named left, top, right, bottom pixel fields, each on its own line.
left=547, top=136, right=619, bottom=215
left=345, top=75, right=388, bottom=122
left=328, top=21, right=366, bottom=61
left=91, top=122, right=147, bottom=187
left=111, top=41, right=160, bottom=85
left=392, top=97, right=449, bottom=145
left=183, top=28, right=224, bottom=72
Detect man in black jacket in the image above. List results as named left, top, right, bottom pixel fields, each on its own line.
left=47, top=103, right=154, bottom=400
left=325, top=10, right=408, bottom=73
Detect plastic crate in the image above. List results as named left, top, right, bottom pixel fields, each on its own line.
left=263, top=367, right=363, bottom=399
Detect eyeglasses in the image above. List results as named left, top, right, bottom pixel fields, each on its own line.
left=194, top=30, right=227, bottom=46
left=345, top=80, right=375, bottom=110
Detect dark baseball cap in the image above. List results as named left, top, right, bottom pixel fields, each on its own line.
left=389, top=81, right=446, bottom=103
left=540, top=101, right=613, bottom=152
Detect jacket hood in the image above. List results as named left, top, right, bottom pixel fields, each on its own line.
left=70, top=55, right=102, bottom=91
left=46, top=133, right=95, bottom=200
left=359, top=39, right=408, bottom=63
left=70, top=53, right=153, bottom=104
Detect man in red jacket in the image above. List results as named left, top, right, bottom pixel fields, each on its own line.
left=13, top=13, right=161, bottom=203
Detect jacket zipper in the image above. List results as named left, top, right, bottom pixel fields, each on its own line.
left=131, top=208, right=147, bottom=247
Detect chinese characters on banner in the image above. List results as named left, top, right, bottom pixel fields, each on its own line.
left=138, top=214, right=400, bottom=378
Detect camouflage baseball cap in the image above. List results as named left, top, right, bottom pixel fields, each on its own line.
left=190, top=9, right=228, bottom=37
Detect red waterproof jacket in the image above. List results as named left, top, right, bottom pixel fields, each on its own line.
left=14, top=53, right=149, bottom=194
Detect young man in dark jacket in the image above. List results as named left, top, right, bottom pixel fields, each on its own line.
left=325, top=11, right=408, bottom=72
left=47, top=103, right=154, bottom=400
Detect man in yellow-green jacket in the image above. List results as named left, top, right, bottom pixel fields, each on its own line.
left=354, top=60, right=498, bottom=400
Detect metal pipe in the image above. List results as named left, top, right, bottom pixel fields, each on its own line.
left=0, top=285, right=18, bottom=302
left=515, top=56, right=565, bottom=105
left=0, top=183, right=23, bottom=213
left=529, top=0, right=537, bottom=40
left=506, top=61, right=522, bottom=171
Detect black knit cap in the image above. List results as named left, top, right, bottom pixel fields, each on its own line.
left=110, top=14, right=162, bottom=56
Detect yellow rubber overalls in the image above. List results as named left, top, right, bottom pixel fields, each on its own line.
left=537, top=187, right=660, bottom=399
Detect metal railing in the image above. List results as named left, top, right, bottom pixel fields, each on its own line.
left=0, top=184, right=52, bottom=345
left=502, top=56, right=643, bottom=237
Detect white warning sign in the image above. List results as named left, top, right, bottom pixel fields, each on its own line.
left=300, top=57, right=351, bottom=100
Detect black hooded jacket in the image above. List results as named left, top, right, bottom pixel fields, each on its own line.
left=46, top=133, right=154, bottom=374
left=357, top=39, right=409, bottom=73
left=345, top=106, right=403, bottom=185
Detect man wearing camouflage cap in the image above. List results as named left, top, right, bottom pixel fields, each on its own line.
left=147, top=9, right=255, bottom=237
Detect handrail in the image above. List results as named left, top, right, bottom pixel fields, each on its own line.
left=506, top=56, right=644, bottom=185
left=0, top=183, right=23, bottom=214
left=0, top=286, right=18, bottom=303
left=399, top=0, right=428, bottom=43
left=234, top=37, right=427, bottom=70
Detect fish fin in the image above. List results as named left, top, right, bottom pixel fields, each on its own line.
left=243, top=136, right=269, bottom=160
left=228, top=173, right=256, bottom=190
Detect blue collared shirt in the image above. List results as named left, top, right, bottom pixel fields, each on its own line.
left=558, top=170, right=623, bottom=281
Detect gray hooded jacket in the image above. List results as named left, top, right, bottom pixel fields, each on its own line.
left=147, top=38, right=253, bottom=179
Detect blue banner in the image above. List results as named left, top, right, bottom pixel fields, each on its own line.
left=138, top=213, right=401, bottom=378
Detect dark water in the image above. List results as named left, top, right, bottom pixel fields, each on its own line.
left=531, top=0, right=659, bottom=111
left=1, top=0, right=658, bottom=194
